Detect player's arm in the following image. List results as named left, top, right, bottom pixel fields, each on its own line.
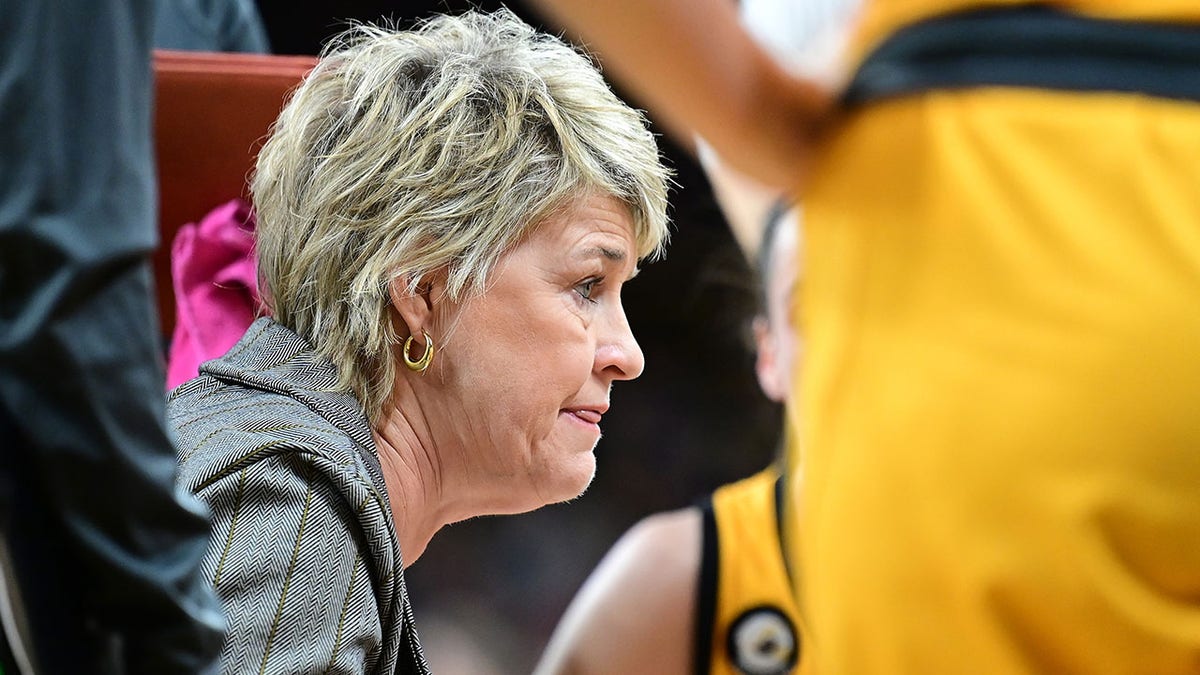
left=534, top=508, right=703, bottom=675
left=697, top=139, right=786, bottom=259
left=529, top=0, right=831, bottom=191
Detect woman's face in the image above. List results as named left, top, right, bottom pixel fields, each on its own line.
left=433, top=194, right=645, bottom=514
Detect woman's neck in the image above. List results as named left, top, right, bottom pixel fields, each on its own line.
left=370, top=395, right=464, bottom=568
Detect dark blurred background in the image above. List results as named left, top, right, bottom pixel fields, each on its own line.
left=250, top=2, right=782, bottom=671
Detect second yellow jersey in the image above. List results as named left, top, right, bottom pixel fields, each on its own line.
left=699, top=469, right=802, bottom=675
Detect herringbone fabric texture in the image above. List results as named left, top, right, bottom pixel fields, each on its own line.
left=169, top=318, right=429, bottom=675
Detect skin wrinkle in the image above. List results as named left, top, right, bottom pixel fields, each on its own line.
left=371, top=408, right=446, bottom=565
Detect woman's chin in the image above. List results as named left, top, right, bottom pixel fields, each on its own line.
left=521, top=453, right=598, bottom=513
left=474, top=437, right=599, bottom=516
left=553, top=453, right=599, bottom=502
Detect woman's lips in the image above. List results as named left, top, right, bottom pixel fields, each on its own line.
left=563, top=408, right=603, bottom=426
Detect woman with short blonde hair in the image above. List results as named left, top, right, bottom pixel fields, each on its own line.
left=170, top=10, right=669, bottom=673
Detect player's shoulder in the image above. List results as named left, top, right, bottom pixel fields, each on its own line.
left=620, top=507, right=703, bottom=560
left=584, top=506, right=704, bottom=613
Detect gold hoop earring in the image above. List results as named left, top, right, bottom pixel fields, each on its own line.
left=403, top=331, right=435, bottom=374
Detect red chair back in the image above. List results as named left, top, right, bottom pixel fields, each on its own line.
left=153, top=49, right=316, bottom=334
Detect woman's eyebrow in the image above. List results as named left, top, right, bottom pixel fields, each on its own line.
left=575, top=245, right=627, bottom=262
left=575, top=245, right=640, bottom=280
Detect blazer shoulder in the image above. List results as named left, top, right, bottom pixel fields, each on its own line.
left=170, top=375, right=377, bottom=499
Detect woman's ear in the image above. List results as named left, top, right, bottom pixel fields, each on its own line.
left=388, top=274, right=437, bottom=338
left=388, top=269, right=451, bottom=336
left=753, top=316, right=786, bottom=404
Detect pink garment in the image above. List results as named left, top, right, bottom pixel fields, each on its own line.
left=167, top=199, right=260, bottom=389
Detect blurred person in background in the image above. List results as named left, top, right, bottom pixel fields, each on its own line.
left=168, top=10, right=668, bottom=674
left=0, top=2, right=230, bottom=674
left=530, top=0, right=1200, bottom=673
left=536, top=203, right=803, bottom=675
left=155, top=0, right=271, bottom=53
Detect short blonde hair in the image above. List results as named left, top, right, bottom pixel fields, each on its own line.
left=252, top=9, right=671, bottom=421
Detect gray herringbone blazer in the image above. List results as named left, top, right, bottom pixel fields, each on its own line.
left=169, top=318, right=429, bottom=675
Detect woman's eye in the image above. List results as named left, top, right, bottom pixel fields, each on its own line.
left=575, top=277, right=601, bottom=301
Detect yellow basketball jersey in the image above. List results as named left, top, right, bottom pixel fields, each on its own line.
left=849, top=1, right=1200, bottom=64
left=698, top=469, right=802, bottom=675
left=788, top=5, right=1200, bottom=673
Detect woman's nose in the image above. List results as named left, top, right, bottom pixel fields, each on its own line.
left=596, top=308, right=645, bottom=381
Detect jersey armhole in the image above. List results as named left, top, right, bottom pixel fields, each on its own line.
left=693, top=497, right=719, bottom=675
left=773, top=473, right=799, bottom=592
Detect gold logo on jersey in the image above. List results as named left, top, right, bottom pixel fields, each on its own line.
left=727, top=605, right=798, bottom=674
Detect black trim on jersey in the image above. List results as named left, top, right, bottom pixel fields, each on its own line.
left=694, top=498, right=720, bottom=675
left=772, top=473, right=797, bottom=594
left=843, top=6, right=1200, bottom=107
